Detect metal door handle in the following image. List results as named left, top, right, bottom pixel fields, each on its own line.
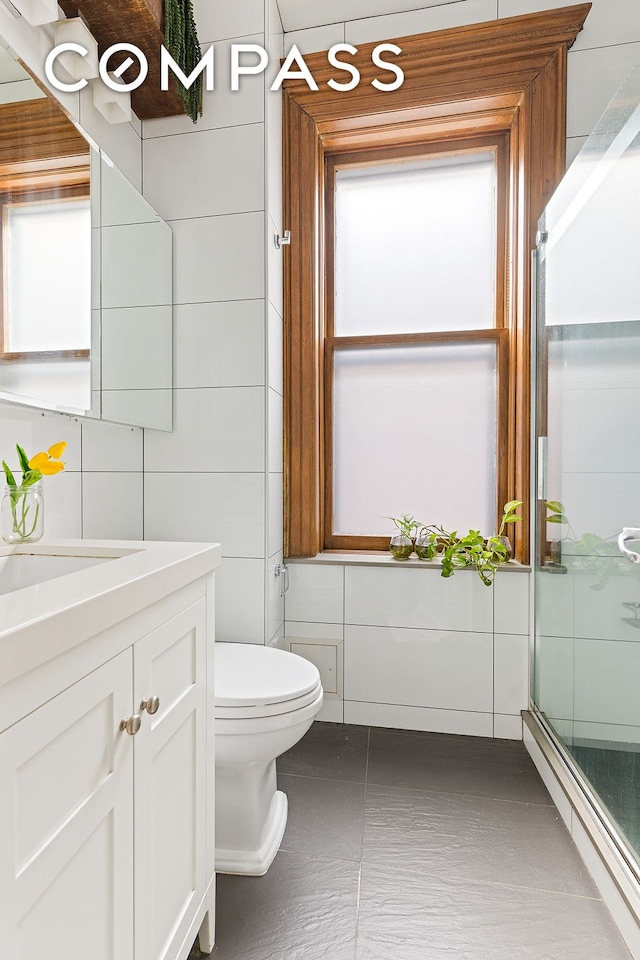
left=618, top=528, right=640, bottom=564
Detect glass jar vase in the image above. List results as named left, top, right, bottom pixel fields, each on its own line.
left=1, top=481, right=44, bottom=544
left=389, top=533, right=413, bottom=560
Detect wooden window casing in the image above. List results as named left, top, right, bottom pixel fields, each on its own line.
left=283, top=4, right=591, bottom=563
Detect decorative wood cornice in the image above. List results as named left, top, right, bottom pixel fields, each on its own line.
left=0, top=99, right=88, bottom=166
left=59, top=0, right=186, bottom=120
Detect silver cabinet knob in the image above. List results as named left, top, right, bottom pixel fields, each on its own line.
left=119, top=714, right=142, bottom=736
left=140, top=695, right=160, bottom=715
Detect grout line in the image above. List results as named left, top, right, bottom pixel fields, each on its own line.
left=364, top=777, right=556, bottom=808
left=279, top=771, right=366, bottom=786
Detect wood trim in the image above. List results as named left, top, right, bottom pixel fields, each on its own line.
left=283, top=4, right=591, bottom=560
left=59, top=0, right=186, bottom=120
left=0, top=100, right=89, bottom=167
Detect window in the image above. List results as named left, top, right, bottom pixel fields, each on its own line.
left=2, top=191, right=91, bottom=356
left=283, top=5, right=590, bottom=562
left=326, top=142, right=508, bottom=548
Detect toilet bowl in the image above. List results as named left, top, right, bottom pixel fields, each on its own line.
left=214, top=642, right=323, bottom=876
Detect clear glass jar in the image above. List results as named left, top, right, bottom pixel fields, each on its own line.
left=1, top=481, right=44, bottom=544
left=389, top=533, right=413, bottom=560
left=414, top=526, right=438, bottom=560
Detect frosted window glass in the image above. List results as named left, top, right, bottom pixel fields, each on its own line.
left=333, top=343, right=497, bottom=536
left=5, top=198, right=91, bottom=352
left=334, top=152, right=496, bottom=336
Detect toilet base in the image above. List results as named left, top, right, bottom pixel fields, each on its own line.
left=216, top=789, right=288, bottom=876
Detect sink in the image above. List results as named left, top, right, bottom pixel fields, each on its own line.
left=0, top=553, right=113, bottom=596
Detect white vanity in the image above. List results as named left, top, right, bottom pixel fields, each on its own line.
left=0, top=539, right=221, bottom=960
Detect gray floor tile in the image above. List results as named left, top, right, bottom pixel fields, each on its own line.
left=362, top=784, right=598, bottom=898
left=367, top=727, right=551, bottom=804
left=279, top=721, right=369, bottom=782
left=208, top=850, right=360, bottom=960
left=356, top=866, right=631, bottom=960
left=279, top=773, right=366, bottom=861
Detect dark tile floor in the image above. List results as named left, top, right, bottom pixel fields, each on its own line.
left=190, top=724, right=632, bottom=960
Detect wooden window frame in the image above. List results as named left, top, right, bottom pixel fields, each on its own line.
left=283, top=4, right=591, bottom=563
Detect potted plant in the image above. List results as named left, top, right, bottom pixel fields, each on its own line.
left=438, top=501, right=523, bottom=585
left=387, top=514, right=419, bottom=560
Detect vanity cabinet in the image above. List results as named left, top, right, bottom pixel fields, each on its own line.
left=0, top=592, right=213, bottom=960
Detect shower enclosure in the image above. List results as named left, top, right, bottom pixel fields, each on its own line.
left=533, top=63, right=640, bottom=867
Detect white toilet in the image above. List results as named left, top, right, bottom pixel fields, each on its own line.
left=214, top=642, right=323, bottom=876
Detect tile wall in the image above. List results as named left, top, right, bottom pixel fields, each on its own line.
left=283, top=561, right=530, bottom=738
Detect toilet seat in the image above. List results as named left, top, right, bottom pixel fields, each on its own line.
left=215, top=642, right=321, bottom=721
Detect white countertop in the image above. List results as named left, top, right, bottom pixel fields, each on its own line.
left=0, top=539, right=221, bottom=687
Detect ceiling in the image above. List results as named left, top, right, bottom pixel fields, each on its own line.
left=276, top=0, right=446, bottom=32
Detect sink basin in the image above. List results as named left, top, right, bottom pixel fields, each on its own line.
left=0, top=553, right=113, bottom=596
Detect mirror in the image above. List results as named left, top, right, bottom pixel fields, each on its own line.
left=0, top=42, right=173, bottom=431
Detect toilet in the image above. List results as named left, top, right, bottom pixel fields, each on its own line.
left=214, top=642, right=323, bottom=876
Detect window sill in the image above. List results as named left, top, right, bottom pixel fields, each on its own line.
left=285, top=551, right=531, bottom=573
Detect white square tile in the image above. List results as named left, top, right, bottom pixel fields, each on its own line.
left=535, top=570, right=574, bottom=639
left=285, top=621, right=344, bottom=642
left=268, top=550, right=285, bottom=643
left=0, top=406, right=81, bottom=472
left=344, top=700, right=493, bottom=737
left=317, top=700, right=345, bottom=723
left=493, top=714, right=523, bottom=740
left=267, top=302, right=283, bottom=395
left=172, top=212, right=265, bottom=305
left=144, top=387, right=265, bottom=473
left=279, top=0, right=447, bottom=32
left=193, top=0, right=265, bottom=42
left=566, top=135, right=588, bottom=169
left=142, top=35, right=265, bottom=139
left=101, top=307, right=172, bottom=390
left=268, top=388, right=283, bottom=473
left=143, top=123, right=265, bottom=221
left=286, top=23, right=345, bottom=54
left=82, top=472, right=143, bottom=540
left=345, top=624, right=493, bottom=712
left=574, top=636, right=640, bottom=727
left=500, top=0, right=640, bottom=52
left=494, top=633, right=529, bottom=715
left=78, top=86, right=142, bottom=191
left=267, top=125, right=283, bottom=234
left=144, top=472, right=265, bottom=555
left=102, top=221, right=172, bottom=309
left=567, top=42, right=640, bottom=138
left=535, top=635, right=574, bottom=724
left=174, top=300, right=265, bottom=389
left=345, top=565, right=493, bottom=633
left=346, top=0, right=496, bottom=45
left=267, top=214, right=284, bottom=312
left=215, top=557, right=265, bottom=643
left=285, top=562, right=344, bottom=623
left=268, top=472, right=283, bottom=558
left=494, top=570, right=530, bottom=635
left=41, top=470, right=82, bottom=539
left=101, top=390, right=172, bottom=432
left=81, top=420, right=142, bottom=472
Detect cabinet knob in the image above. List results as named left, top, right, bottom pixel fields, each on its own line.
left=140, top=695, right=160, bottom=715
left=119, top=714, right=142, bottom=736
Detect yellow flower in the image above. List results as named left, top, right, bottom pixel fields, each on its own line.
left=47, top=441, right=67, bottom=459
left=28, top=441, right=66, bottom=475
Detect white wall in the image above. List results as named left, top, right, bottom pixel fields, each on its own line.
left=141, top=0, right=285, bottom=646
left=283, top=559, right=530, bottom=737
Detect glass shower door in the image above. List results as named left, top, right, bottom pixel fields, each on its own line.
left=533, top=64, right=640, bottom=859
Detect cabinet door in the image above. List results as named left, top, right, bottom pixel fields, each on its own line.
left=0, top=650, right=134, bottom=960
left=133, top=600, right=208, bottom=960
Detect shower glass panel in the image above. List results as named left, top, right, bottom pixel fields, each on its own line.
left=534, top=64, right=640, bottom=859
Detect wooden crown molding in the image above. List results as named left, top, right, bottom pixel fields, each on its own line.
left=59, top=0, right=186, bottom=120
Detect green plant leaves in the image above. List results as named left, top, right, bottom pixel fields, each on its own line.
left=2, top=460, right=16, bottom=489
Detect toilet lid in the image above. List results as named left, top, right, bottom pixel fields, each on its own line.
left=215, top=643, right=321, bottom=709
